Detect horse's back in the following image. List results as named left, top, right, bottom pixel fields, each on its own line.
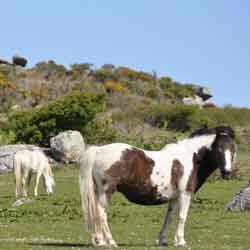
left=14, top=149, right=49, bottom=172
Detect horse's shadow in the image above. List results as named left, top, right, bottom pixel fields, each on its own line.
left=28, top=241, right=155, bottom=248
left=28, top=241, right=88, bottom=247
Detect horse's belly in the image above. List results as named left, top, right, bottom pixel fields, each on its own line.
left=117, top=183, right=169, bottom=205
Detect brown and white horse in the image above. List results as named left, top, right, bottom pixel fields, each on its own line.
left=79, top=126, right=236, bottom=247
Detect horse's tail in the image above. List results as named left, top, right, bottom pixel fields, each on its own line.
left=79, top=147, right=101, bottom=234
left=13, top=153, right=22, bottom=198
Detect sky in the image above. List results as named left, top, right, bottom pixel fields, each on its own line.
left=1, top=1, right=250, bottom=107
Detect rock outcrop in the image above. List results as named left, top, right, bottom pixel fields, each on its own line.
left=192, top=85, right=212, bottom=101
left=50, top=130, right=85, bottom=163
left=0, top=58, right=11, bottom=65
left=182, top=95, right=204, bottom=106
left=182, top=85, right=213, bottom=107
left=12, top=55, right=28, bottom=67
left=226, top=182, right=250, bottom=211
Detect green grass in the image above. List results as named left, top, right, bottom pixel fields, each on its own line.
left=0, top=150, right=250, bottom=250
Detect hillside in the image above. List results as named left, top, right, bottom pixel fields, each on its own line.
left=0, top=58, right=250, bottom=151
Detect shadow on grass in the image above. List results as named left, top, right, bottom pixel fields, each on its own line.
left=28, top=242, right=88, bottom=247
left=28, top=241, right=155, bottom=248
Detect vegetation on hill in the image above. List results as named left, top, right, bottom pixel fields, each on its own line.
left=9, top=91, right=105, bottom=146
left=0, top=60, right=250, bottom=148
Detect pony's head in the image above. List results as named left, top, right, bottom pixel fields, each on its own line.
left=191, top=125, right=237, bottom=179
left=212, top=127, right=237, bottom=179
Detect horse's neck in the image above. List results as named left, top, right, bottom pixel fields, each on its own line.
left=195, top=152, right=218, bottom=192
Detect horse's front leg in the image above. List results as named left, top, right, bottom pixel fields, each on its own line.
left=157, top=199, right=177, bottom=246
left=34, top=172, right=42, bottom=197
left=175, top=191, right=191, bottom=247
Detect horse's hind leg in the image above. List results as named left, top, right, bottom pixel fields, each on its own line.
left=157, top=199, right=177, bottom=246
left=14, top=159, right=22, bottom=199
left=93, top=173, right=117, bottom=246
left=90, top=200, right=108, bottom=246
left=98, top=202, right=117, bottom=247
left=34, top=171, right=42, bottom=197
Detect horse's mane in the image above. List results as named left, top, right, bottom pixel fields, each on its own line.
left=190, top=125, right=235, bottom=139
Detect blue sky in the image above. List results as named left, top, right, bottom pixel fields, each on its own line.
left=1, top=1, right=250, bottom=107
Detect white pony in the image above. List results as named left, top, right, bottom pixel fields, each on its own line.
left=14, top=149, right=55, bottom=199
left=79, top=126, right=236, bottom=247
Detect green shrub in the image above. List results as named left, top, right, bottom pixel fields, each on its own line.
left=144, top=87, right=160, bottom=99
left=0, top=129, right=16, bottom=145
left=159, top=77, right=194, bottom=100
left=204, top=106, right=250, bottom=127
left=143, top=104, right=212, bottom=132
left=82, top=115, right=118, bottom=145
left=35, top=60, right=67, bottom=77
left=9, top=91, right=106, bottom=145
left=92, top=68, right=116, bottom=82
left=70, top=63, right=93, bottom=79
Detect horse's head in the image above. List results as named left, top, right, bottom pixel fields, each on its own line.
left=212, top=126, right=237, bottom=179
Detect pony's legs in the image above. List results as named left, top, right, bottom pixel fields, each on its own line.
left=174, top=192, right=191, bottom=246
left=157, top=199, right=177, bottom=245
left=27, top=171, right=33, bottom=186
left=22, top=170, right=30, bottom=198
left=97, top=203, right=117, bottom=246
left=89, top=202, right=107, bottom=246
left=34, top=171, right=42, bottom=197
left=90, top=189, right=117, bottom=247
left=14, top=160, right=22, bottom=199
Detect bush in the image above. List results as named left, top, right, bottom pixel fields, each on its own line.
left=0, top=129, right=16, bottom=145
left=104, top=80, right=128, bottom=94
left=70, top=63, right=93, bottom=79
left=159, top=77, right=194, bottom=100
left=204, top=106, right=250, bottom=127
left=82, top=115, right=118, bottom=145
left=9, top=91, right=106, bottom=145
left=35, top=60, right=67, bottom=77
left=92, top=68, right=116, bottom=82
left=143, top=104, right=212, bottom=132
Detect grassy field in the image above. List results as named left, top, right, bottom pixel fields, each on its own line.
left=0, top=148, right=250, bottom=250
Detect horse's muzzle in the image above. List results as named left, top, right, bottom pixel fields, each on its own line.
left=222, top=171, right=231, bottom=180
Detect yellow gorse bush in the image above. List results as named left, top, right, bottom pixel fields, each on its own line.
left=104, top=80, right=128, bottom=93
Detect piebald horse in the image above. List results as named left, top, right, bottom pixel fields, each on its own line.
left=79, top=126, right=236, bottom=247
left=14, top=149, right=55, bottom=199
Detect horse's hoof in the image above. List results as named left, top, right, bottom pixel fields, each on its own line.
left=92, top=237, right=107, bottom=247
left=109, top=240, right=118, bottom=247
left=156, top=239, right=168, bottom=246
left=174, top=239, right=186, bottom=247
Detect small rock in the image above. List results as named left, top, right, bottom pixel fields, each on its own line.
left=12, top=55, right=28, bottom=67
